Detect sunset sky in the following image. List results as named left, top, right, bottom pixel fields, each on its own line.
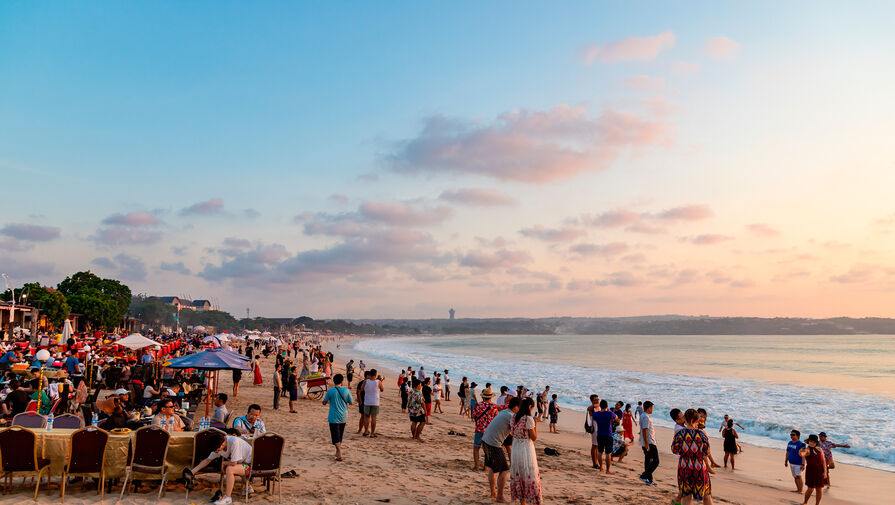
left=2, top=2, right=895, bottom=318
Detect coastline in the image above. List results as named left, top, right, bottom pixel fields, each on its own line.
left=344, top=336, right=892, bottom=505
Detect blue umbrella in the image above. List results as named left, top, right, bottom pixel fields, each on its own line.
left=166, top=348, right=251, bottom=371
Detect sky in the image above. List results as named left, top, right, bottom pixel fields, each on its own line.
left=2, top=2, right=895, bottom=319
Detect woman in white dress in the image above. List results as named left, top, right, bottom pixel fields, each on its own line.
left=432, top=378, right=444, bottom=414
left=509, top=397, right=542, bottom=505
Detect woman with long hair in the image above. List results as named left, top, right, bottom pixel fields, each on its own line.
left=622, top=403, right=635, bottom=440
left=800, top=434, right=828, bottom=505
left=252, top=355, right=263, bottom=386
left=671, top=409, right=714, bottom=505
left=509, top=397, right=542, bottom=505
left=722, top=419, right=739, bottom=470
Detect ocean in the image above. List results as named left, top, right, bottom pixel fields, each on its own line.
left=353, top=334, right=895, bottom=473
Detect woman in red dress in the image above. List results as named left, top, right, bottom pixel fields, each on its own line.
left=622, top=404, right=635, bottom=440
left=800, top=434, right=828, bottom=505
left=252, top=355, right=263, bottom=386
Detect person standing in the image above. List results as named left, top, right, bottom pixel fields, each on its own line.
left=639, top=401, right=659, bottom=485
left=722, top=420, right=739, bottom=470
left=231, top=368, right=242, bottom=398
left=592, top=399, right=618, bottom=473
left=433, top=378, right=444, bottom=414
left=482, top=397, right=520, bottom=503
left=671, top=409, right=714, bottom=505
left=287, top=366, right=298, bottom=413
left=548, top=394, right=560, bottom=433
left=400, top=374, right=410, bottom=413
left=407, top=378, right=427, bottom=441
left=471, top=390, right=499, bottom=471
left=252, top=355, right=263, bottom=386
left=345, top=360, right=355, bottom=386
left=272, top=364, right=282, bottom=410
left=458, top=377, right=469, bottom=416
left=443, top=370, right=451, bottom=401
left=817, top=432, right=849, bottom=489
left=422, top=378, right=433, bottom=423
left=509, top=397, right=542, bottom=505
left=355, top=371, right=368, bottom=435
left=468, top=382, right=479, bottom=419
left=800, top=434, right=828, bottom=505
left=786, top=430, right=806, bottom=493
left=363, top=370, right=383, bottom=438
left=322, top=373, right=353, bottom=461
left=622, top=404, right=635, bottom=440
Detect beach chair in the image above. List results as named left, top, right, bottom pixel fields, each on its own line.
left=12, top=412, right=46, bottom=429
left=119, top=425, right=170, bottom=500
left=186, top=428, right=225, bottom=500
left=244, top=433, right=285, bottom=503
left=61, top=427, right=108, bottom=502
left=53, top=414, right=84, bottom=430
left=0, top=426, right=50, bottom=500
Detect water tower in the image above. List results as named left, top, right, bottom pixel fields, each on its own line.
left=449, top=308, right=455, bottom=320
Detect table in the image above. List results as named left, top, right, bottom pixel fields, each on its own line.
left=35, top=428, right=196, bottom=479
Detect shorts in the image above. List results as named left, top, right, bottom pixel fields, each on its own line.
left=358, top=403, right=365, bottom=414
left=329, top=422, right=346, bottom=445
left=790, top=464, right=803, bottom=477
left=597, top=434, right=613, bottom=454
left=549, top=414, right=558, bottom=424
left=612, top=446, right=627, bottom=458
left=482, top=442, right=509, bottom=473
left=425, top=403, right=432, bottom=415
left=473, top=432, right=484, bottom=447
left=410, top=414, right=426, bottom=423
left=363, top=405, right=380, bottom=416
left=289, top=388, right=298, bottom=401
left=591, top=429, right=600, bottom=446
left=241, top=463, right=251, bottom=477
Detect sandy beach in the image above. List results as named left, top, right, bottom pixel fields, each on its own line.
left=5, top=343, right=891, bottom=505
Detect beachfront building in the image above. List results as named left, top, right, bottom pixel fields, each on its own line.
left=157, top=296, right=215, bottom=311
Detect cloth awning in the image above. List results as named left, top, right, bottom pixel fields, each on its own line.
left=114, top=334, right=162, bottom=350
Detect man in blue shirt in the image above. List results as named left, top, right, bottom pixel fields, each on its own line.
left=0, top=349, right=18, bottom=367
left=322, top=373, right=353, bottom=461
left=592, top=399, right=618, bottom=473
left=785, top=429, right=805, bottom=493
left=63, top=352, right=80, bottom=374
left=233, top=404, right=266, bottom=436
left=141, top=350, right=153, bottom=365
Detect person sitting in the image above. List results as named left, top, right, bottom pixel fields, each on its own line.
left=183, top=431, right=254, bottom=505
left=232, top=404, right=265, bottom=435
left=212, top=393, right=229, bottom=423
left=152, top=399, right=185, bottom=431
left=1, top=380, right=30, bottom=416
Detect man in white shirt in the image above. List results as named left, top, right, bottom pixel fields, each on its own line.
left=639, top=401, right=658, bottom=485
left=184, top=432, right=254, bottom=505
left=443, top=370, right=451, bottom=401
left=362, top=370, right=384, bottom=437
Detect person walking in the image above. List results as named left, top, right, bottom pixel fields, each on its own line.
left=592, top=399, right=618, bottom=473
left=322, top=373, right=353, bottom=461
left=471, top=389, right=499, bottom=471
left=509, top=397, right=542, bottom=505
left=786, top=430, right=806, bottom=493
left=363, top=369, right=383, bottom=438
left=800, top=434, right=828, bottom=505
left=407, top=378, right=427, bottom=441
left=272, top=363, right=282, bottom=410
left=639, top=401, right=659, bottom=486
left=722, top=419, right=738, bottom=470
left=671, top=409, right=714, bottom=505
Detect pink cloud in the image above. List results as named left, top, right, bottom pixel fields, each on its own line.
left=704, top=36, right=740, bottom=60
left=580, top=209, right=642, bottom=228
left=101, top=211, right=161, bottom=227
left=685, top=234, right=734, bottom=245
left=359, top=201, right=452, bottom=226
left=519, top=225, right=585, bottom=243
left=624, top=75, right=665, bottom=93
left=656, top=204, right=713, bottom=221
left=569, top=242, right=629, bottom=257
left=439, top=188, right=517, bottom=206
left=746, top=223, right=780, bottom=237
left=584, top=31, right=676, bottom=64
left=830, top=265, right=876, bottom=284
left=459, top=249, right=532, bottom=269
left=180, top=198, right=224, bottom=216
left=388, top=104, right=671, bottom=184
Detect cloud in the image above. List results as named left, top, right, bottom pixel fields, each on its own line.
left=159, top=261, right=191, bottom=275
left=519, top=225, right=585, bottom=243
left=569, top=242, right=629, bottom=257
left=223, top=237, right=252, bottom=249
left=580, top=209, right=642, bottom=228
left=92, top=227, right=162, bottom=246
left=439, top=188, right=517, bottom=207
left=656, top=204, right=713, bottom=221
left=360, top=201, right=452, bottom=227
left=0, top=223, right=60, bottom=242
left=171, top=246, right=188, bottom=256
left=180, top=198, right=224, bottom=216
left=567, top=271, right=642, bottom=290
left=746, top=223, right=780, bottom=237
left=91, top=253, right=147, bottom=281
left=459, top=249, right=532, bottom=270
left=101, top=212, right=161, bottom=227
left=329, top=194, right=349, bottom=204
left=387, top=104, right=671, bottom=184
left=684, top=234, right=734, bottom=245
left=584, top=31, right=676, bottom=63
left=0, top=237, right=31, bottom=252
left=704, top=36, right=740, bottom=60
left=624, top=75, right=665, bottom=93
left=199, top=243, right=290, bottom=281
left=830, top=265, right=875, bottom=284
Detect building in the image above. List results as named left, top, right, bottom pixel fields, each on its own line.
left=156, top=296, right=215, bottom=311
left=191, top=299, right=212, bottom=311
left=449, top=308, right=455, bottom=320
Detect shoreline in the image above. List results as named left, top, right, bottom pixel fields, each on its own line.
left=343, top=336, right=892, bottom=505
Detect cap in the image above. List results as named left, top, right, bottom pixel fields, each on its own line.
left=114, top=388, right=129, bottom=395
left=819, top=432, right=827, bottom=437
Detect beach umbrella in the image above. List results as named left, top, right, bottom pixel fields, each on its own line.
left=62, top=319, right=73, bottom=343
left=114, top=334, right=161, bottom=350
left=202, top=335, right=223, bottom=347
left=166, top=348, right=252, bottom=417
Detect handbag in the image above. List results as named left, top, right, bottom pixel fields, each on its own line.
left=584, top=411, right=594, bottom=433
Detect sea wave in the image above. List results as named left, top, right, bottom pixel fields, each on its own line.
left=355, top=337, right=895, bottom=472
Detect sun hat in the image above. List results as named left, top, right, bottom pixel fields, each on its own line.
left=480, top=390, right=494, bottom=400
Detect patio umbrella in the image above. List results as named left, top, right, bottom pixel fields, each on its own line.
left=166, top=348, right=252, bottom=417
left=114, top=334, right=161, bottom=350
left=202, top=335, right=222, bottom=347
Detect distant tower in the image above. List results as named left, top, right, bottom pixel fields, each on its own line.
left=449, top=308, right=455, bottom=320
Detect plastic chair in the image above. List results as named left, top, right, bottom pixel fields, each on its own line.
left=12, top=412, right=47, bottom=429
left=53, top=414, right=84, bottom=430
left=245, top=433, right=285, bottom=503
left=119, top=425, right=170, bottom=500
left=186, top=428, right=225, bottom=500
left=0, top=426, right=50, bottom=500
left=61, top=427, right=108, bottom=502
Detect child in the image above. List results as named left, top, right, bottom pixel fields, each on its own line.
left=548, top=394, right=560, bottom=433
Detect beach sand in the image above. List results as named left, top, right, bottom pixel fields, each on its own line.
left=6, top=344, right=891, bottom=505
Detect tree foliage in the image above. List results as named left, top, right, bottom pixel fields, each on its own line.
left=0, top=282, right=71, bottom=329
left=57, top=271, right=131, bottom=331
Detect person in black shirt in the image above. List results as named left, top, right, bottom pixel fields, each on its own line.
left=2, top=380, right=30, bottom=416
left=422, top=378, right=432, bottom=423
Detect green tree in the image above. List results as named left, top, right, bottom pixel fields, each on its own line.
left=57, top=271, right=131, bottom=331
left=0, top=282, right=71, bottom=330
